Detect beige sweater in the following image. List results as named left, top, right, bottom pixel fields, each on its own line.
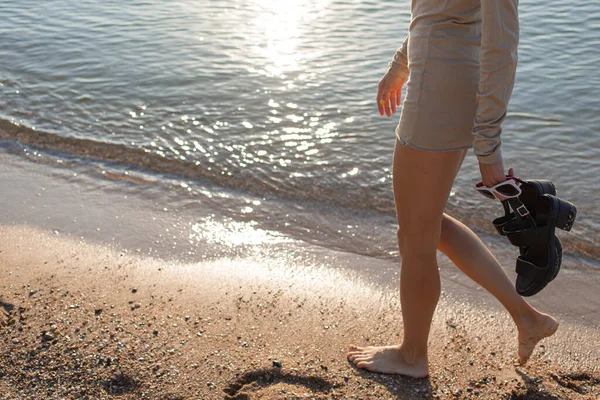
left=390, top=0, right=519, bottom=165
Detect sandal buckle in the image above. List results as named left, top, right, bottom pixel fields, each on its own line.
left=516, top=205, right=529, bottom=217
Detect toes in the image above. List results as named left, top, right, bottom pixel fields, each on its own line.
left=518, top=355, right=529, bottom=366
left=347, top=353, right=365, bottom=362
left=518, top=342, right=532, bottom=365
left=518, top=342, right=535, bottom=362
left=346, top=350, right=367, bottom=360
left=352, top=356, right=371, bottom=365
left=348, top=345, right=364, bottom=352
left=356, top=361, right=373, bottom=370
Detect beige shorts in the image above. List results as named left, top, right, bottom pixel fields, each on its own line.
left=396, top=22, right=481, bottom=152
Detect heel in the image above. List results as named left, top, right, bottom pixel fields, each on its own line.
left=556, top=199, right=577, bottom=231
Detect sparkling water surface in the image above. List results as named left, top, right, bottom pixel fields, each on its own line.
left=1, top=0, right=599, bottom=260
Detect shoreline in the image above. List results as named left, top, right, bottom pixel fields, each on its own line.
left=1, top=225, right=599, bottom=399
left=1, top=150, right=599, bottom=329
left=1, top=151, right=599, bottom=398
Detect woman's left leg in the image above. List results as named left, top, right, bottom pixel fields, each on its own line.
left=438, top=214, right=558, bottom=363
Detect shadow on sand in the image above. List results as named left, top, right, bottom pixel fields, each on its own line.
left=510, top=369, right=562, bottom=400
left=222, top=363, right=433, bottom=399
left=0, top=298, right=15, bottom=327
left=513, top=369, right=600, bottom=400
left=348, top=362, right=433, bottom=399
left=223, top=368, right=334, bottom=399
left=0, top=298, right=14, bottom=314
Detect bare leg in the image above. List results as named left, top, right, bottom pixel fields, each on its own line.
left=438, top=214, right=558, bottom=364
left=348, top=141, right=466, bottom=377
left=347, top=141, right=558, bottom=375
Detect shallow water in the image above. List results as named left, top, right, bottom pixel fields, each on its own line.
left=1, top=0, right=599, bottom=261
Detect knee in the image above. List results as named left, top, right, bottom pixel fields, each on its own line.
left=396, top=221, right=441, bottom=259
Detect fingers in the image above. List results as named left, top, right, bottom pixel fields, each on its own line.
left=378, top=96, right=391, bottom=117
left=377, top=81, right=385, bottom=116
left=382, top=89, right=392, bottom=117
left=396, top=89, right=402, bottom=106
left=378, top=89, right=391, bottom=117
left=390, top=91, right=397, bottom=114
left=377, top=79, right=399, bottom=117
left=508, top=167, right=514, bottom=177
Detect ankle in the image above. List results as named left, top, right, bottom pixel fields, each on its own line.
left=399, top=344, right=428, bottom=364
left=512, top=303, right=542, bottom=328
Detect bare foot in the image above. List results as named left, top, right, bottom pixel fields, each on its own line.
left=517, top=312, right=559, bottom=365
left=346, top=345, right=429, bottom=378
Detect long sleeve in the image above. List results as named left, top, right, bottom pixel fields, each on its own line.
left=472, top=0, right=519, bottom=164
left=388, top=35, right=410, bottom=80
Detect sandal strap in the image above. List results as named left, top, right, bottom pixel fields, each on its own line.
left=492, top=200, right=517, bottom=236
left=502, top=216, right=548, bottom=247
left=493, top=214, right=515, bottom=236
left=507, top=197, right=531, bottom=219
left=502, top=200, right=511, bottom=217
left=516, top=256, right=549, bottom=282
left=507, top=197, right=538, bottom=229
left=504, top=225, right=548, bottom=247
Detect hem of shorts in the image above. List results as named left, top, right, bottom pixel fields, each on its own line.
left=397, top=136, right=473, bottom=152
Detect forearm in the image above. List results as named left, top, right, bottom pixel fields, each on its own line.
left=473, top=0, right=519, bottom=165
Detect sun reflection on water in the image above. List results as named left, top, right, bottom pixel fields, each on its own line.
left=189, top=216, right=292, bottom=248
left=251, top=0, right=328, bottom=75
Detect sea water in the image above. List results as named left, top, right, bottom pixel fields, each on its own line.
left=1, top=0, right=599, bottom=264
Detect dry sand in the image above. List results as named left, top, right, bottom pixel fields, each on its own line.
left=1, top=225, right=599, bottom=399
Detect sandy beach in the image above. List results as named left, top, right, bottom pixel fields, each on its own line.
left=1, top=225, right=598, bottom=399
left=2, top=0, right=600, bottom=398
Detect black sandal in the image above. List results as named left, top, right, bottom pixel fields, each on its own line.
left=492, top=179, right=556, bottom=236
left=503, top=194, right=577, bottom=297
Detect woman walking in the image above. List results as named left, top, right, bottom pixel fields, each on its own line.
left=347, top=0, right=558, bottom=377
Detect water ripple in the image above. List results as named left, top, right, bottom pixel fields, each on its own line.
left=1, top=0, right=598, bottom=259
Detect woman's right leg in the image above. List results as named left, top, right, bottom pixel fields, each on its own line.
left=438, top=213, right=559, bottom=364
left=348, top=140, right=467, bottom=377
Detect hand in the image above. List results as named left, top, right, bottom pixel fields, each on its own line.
left=377, top=67, right=406, bottom=117
left=479, top=162, right=515, bottom=201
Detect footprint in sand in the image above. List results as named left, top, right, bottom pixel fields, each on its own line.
left=222, top=368, right=333, bottom=399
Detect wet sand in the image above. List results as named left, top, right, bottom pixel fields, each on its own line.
left=1, top=225, right=598, bottom=399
